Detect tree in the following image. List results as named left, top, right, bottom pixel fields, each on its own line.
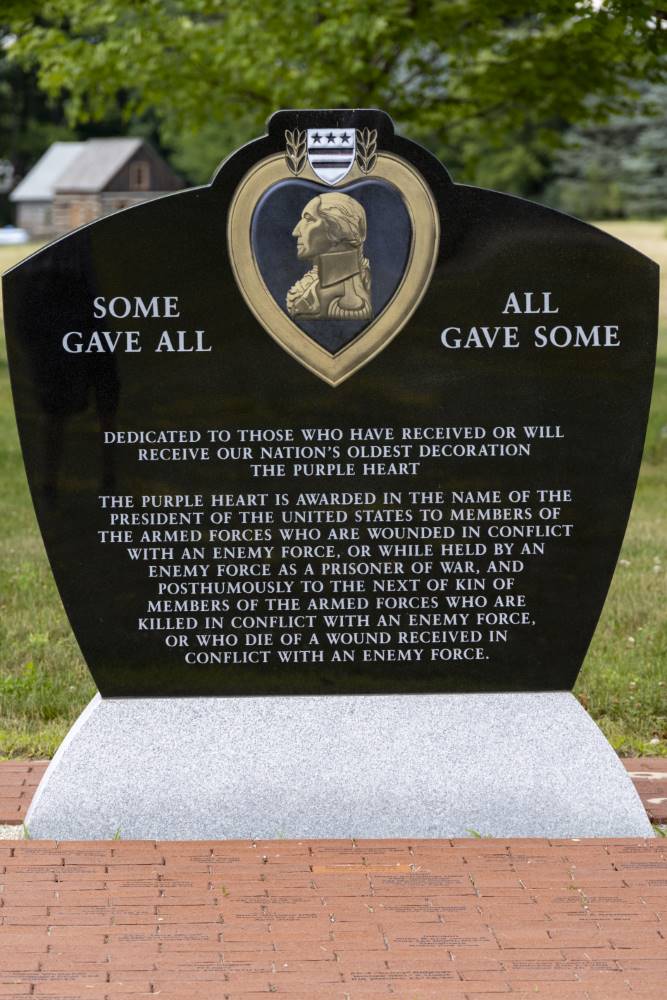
left=4, top=1, right=666, bottom=185
left=0, top=42, right=76, bottom=222
left=619, top=85, right=667, bottom=217
left=545, top=83, right=667, bottom=218
left=0, top=21, right=177, bottom=221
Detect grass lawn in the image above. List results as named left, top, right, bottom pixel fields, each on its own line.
left=0, top=222, right=666, bottom=759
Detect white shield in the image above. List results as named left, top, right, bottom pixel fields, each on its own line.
left=307, top=128, right=356, bottom=185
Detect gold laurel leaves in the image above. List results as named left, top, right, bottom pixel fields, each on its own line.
left=356, top=128, right=378, bottom=174
left=285, top=130, right=307, bottom=175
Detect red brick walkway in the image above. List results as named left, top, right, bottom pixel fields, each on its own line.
left=0, top=761, right=48, bottom=825
left=622, top=759, right=667, bottom=825
left=1, top=837, right=666, bottom=998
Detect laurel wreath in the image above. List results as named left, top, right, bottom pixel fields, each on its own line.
left=285, top=130, right=307, bottom=176
left=356, top=128, right=378, bottom=174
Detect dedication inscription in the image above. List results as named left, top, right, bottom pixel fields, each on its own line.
left=4, top=109, right=658, bottom=700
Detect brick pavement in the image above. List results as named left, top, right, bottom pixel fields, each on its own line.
left=622, top=759, right=667, bottom=825
left=0, top=762, right=48, bottom=825
left=0, top=836, right=666, bottom=998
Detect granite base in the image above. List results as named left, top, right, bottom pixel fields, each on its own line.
left=26, top=692, right=653, bottom=840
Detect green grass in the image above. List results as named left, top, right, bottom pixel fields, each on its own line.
left=575, top=453, right=667, bottom=754
left=573, top=221, right=667, bottom=755
left=0, top=224, right=666, bottom=758
left=1, top=242, right=96, bottom=756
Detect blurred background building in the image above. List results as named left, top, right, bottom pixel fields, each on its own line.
left=9, top=138, right=182, bottom=238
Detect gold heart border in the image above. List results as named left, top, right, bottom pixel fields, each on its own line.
left=227, top=153, right=440, bottom=387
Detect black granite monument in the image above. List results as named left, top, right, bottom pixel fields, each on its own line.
left=4, top=110, right=659, bottom=838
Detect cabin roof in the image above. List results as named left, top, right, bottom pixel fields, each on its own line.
left=53, top=138, right=145, bottom=193
left=9, top=142, right=85, bottom=202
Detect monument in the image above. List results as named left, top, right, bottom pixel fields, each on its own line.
left=3, top=109, right=658, bottom=839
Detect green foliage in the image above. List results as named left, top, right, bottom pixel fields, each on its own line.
left=164, top=116, right=258, bottom=186
left=546, top=84, right=667, bottom=218
left=3, top=2, right=666, bottom=185
left=0, top=43, right=75, bottom=222
left=0, top=25, right=176, bottom=219
left=0, top=43, right=73, bottom=166
left=621, top=95, right=667, bottom=217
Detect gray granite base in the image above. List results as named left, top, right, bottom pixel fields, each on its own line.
left=26, top=692, right=653, bottom=840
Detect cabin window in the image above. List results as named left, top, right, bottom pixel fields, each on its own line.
left=129, top=160, right=151, bottom=191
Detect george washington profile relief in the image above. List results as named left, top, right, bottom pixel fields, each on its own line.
left=286, top=192, right=372, bottom=321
